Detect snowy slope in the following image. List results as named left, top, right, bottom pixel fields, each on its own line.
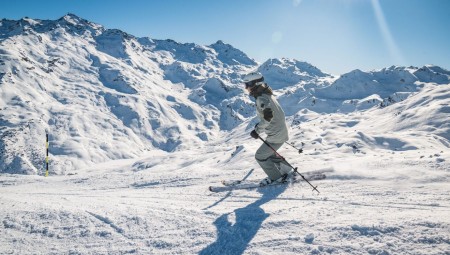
left=0, top=122, right=449, bottom=254
left=1, top=14, right=450, bottom=254
left=2, top=14, right=449, bottom=175
left=0, top=14, right=257, bottom=174
left=279, top=65, right=450, bottom=115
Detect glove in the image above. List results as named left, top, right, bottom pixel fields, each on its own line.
left=250, top=130, right=259, bottom=139
left=263, top=108, right=273, bottom=122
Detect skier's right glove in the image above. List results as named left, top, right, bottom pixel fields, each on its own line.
left=250, top=130, right=259, bottom=139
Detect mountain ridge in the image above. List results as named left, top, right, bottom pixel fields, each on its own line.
left=1, top=14, right=449, bottom=174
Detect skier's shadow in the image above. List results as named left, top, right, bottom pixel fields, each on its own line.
left=200, top=185, right=287, bottom=255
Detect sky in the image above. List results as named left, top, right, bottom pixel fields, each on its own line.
left=1, top=0, right=449, bottom=75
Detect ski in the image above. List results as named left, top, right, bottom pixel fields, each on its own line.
left=209, top=173, right=326, bottom=193
left=221, top=168, right=332, bottom=187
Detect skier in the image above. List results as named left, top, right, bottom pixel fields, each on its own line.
left=243, top=72, right=291, bottom=186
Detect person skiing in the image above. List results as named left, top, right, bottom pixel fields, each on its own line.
left=243, top=72, right=291, bottom=186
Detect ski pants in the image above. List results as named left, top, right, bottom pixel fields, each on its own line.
left=255, top=141, right=289, bottom=181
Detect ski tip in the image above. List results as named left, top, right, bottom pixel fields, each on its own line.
left=209, top=186, right=213, bottom=192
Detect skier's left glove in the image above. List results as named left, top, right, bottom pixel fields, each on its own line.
left=250, top=130, right=259, bottom=139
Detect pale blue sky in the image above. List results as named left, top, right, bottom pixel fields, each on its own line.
left=1, top=0, right=449, bottom=74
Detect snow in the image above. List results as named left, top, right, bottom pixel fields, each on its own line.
left=1, top=14, right=450, bottom=254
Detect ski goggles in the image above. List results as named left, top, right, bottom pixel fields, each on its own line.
left=244, top=77, right=264, bottom=88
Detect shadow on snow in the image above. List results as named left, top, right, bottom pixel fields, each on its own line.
left=200, top=184, right=287, bottom=255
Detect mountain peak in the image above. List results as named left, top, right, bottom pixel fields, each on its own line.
left=262, top=58, right=327, bottom=75
left=0, top=14, right=105, bottom=37
left=59, top=13, right=85, bottom=25
left=258, top=58, right=329, bottom=88
left=55, top=13, right=104, bottom=34
left=208, top=40, right=257, bottom=66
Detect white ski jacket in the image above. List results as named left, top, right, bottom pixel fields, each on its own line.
left=254, top=88, right=289, bottom=144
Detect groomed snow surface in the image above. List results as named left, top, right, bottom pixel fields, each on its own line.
left=1, top=111, right=449, bottom=254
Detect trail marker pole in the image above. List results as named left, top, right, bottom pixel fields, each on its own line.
left=45, top=133, right=49, bottom=177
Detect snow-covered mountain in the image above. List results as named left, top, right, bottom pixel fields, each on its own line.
left=0, top=14, right=258, bottom=174
left=258, top=58, right=330, bottom=89
left=1, top=14, right=450, bottom=255
left=1, top=14, right=449, bottom=175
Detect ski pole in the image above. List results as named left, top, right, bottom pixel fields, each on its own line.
left=285, top=141, right=303, bottom=154
left=257, top=136, right=320, bottom=194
